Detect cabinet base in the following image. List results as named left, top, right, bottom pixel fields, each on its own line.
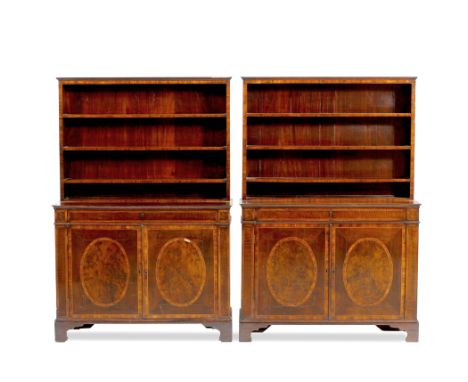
left=239, top=322, right=272, bottom=342
left=202, top=321, right=233, bottom=342
left=55, top=314, right=233, bottom=343
left=376, top=321, right=419, bottom=342
left=55, top=320, right=94, bottom=342
left=239, top=319, right=419, bottom=342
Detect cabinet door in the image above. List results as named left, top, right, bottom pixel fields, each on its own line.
left=145, top=227, right=216, bottom=317
left=255, top=225, right=328, bottom=320
left=69, top=226, right=141, bottom=318
left=332, top=225, right=404, bottom=320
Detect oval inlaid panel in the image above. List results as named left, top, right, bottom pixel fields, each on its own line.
left=80, top=238, right=130, bottom=307
left=156, top=238, right=206, bottom=307
left=266, top=237, right=318, bottom=307
left=343, top=238, right=393, bottom=307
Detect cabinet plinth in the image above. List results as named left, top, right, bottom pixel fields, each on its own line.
left=240, top=77, right=420, bottom=341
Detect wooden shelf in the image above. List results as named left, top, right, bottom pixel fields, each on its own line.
left=61, top=197, right=231, bottom=205
left=247, top=113, right=411, bottom=118
left=247, top=145, right=411, bottom=151
left=246, top=177, right=410, bottom=183
left=64, top=178, right=227, bottom=184
left=63, top=113, right=226, bottom=119
left=63, top=146, right=227, bottom=152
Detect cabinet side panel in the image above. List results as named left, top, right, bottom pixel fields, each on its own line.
left=410, top=81, right=416, bottom=198
left=225, top=81, right=230, bottom=200
left=405, top=223, right=419, bottom=319
left=59, top=82, right=64, bottom=200
left=219, top=226, right=230, bottom=316
left=55, top=226, right=68, bottom=317
left=242, top=82, right=248, bottom=199
left=241, top=224, right=255, bottom=319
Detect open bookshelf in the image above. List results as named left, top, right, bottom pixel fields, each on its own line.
left=54, top=78, right=232, bottom=342
left=240, top=78, right=419, bottom=342
left=59, top=78, right=230, bottom=203
left=242, top=78, right=415, bottom=200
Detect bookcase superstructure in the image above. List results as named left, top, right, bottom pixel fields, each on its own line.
left=55, top=78, right=232, bottom=342
left=240, top=77, right=420, bottom=342
left=243, top=77, right=415, bottom=200
left=59, top=78, right=230, bottom=204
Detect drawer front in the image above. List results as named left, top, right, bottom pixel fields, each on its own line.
left=331, top=208, right=406, bottom=221
left=67, top=210, right=219, bottom=222
left=244, top=207, right=412, bottom=223
left=247, top=208, right=329, bottom=222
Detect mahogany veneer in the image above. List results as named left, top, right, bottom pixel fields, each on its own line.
left=240, top=77, right=420, bottom=342
left=54, top=78, right=232, bottom=341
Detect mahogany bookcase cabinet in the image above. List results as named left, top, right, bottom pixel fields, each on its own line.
left=54, top=78, right=232, bottom=342
left=240, top=77, right=420, bottom=342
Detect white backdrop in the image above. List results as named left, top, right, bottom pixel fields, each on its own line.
left=1, top=0, right=466, bottom=380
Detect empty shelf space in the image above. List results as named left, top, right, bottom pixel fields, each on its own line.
left=62, top=84, right=227, bottom=114
left=247, top=150, right=410, bottom=179
left=63, top=118, right=227, bottom=147
left=246, top=117, right=411, bottom=147
left=63, top=113, right=226, bottom=119
left=64, top=178, right=227, bottom=184
left=247, top=84, right=412, bottom=114
left=247, top=113, right=412, bottom=118
left=246, top=181, right=410, bottom=198
left=63, top=146, right=226, bottom=151
left=63, top=151, right=226, bottom=180
left=63, top=182, right=227, bottom=200
left=247, top=145, right=411, bottom=151
left=246, top=177, right=410, bottom=183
